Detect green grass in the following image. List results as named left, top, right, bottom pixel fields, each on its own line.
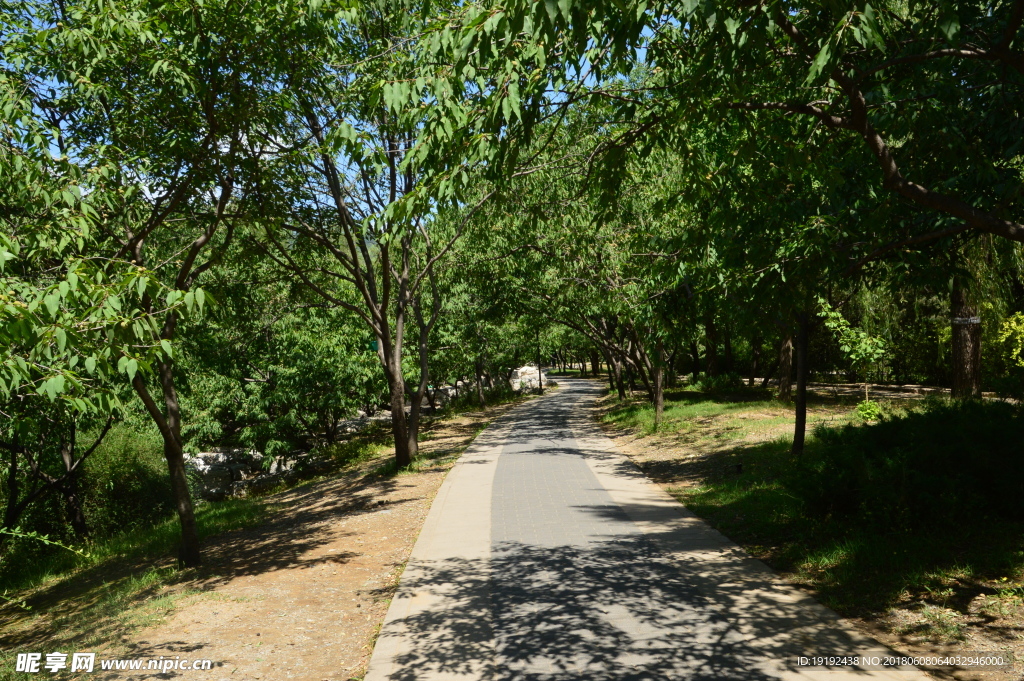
left=0, top=415, right=423, bottom=680
left=602, top=388, right=1024, bottom=633
left=0, top=565, right=207, bottom=680
left=664, top=399, right=1024, bottom=621
left=0, top=498, right=269, bottom=681
left=601, top=387, right=782, bottom=436
left=1, top=498, right=268, bottom=596
left=318, top=436, right=390, bottom=467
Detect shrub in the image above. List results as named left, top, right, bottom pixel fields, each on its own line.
left=80, top=424, right=175, bottom=537
left=793, top=400, right=1024, bottom=529
left=694, top=372, right=744, bottom=394
left=855, top=400, right=883, bottom=421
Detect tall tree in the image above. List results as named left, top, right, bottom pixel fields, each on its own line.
left=256, top=1, right=485, bottom=468
left=4, top=0, right=330, bottom=565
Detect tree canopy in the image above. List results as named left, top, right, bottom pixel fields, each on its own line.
left=3, top=0, right=1022, bottom=565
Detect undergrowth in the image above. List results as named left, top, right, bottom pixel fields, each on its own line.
left=665, top=397, right=1024, bottom=617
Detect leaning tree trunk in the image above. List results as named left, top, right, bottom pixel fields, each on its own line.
left=157, top=360, right=201, bottom=567
left=608, top=352, right=626, bottom=399
left=777, top=334, right=794, bottom=402
left=791, top=315, right=810, bottom=456
left=950, top=278, right=982, bottom=399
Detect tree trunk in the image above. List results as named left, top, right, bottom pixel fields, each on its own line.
left=749, top=336, right=762, bottom=386
left=654, top=340, right=665, bottom=426
left=157, top=361, right=201, bottom=567
left=690, top=341, right=702, bottom=383
left=761, top=357, right=779, bottom=388
left=704, top=314, right=719, bottom=377
left=792, top=313, right=810, bottom=456
left=591, top=351, right=601, bottom=377
left=62, top=484, right=89, bottom=540
left=609, top=352, right=626, bottom=399
left=723, top=328, right=734, bottom=374
left=475, top=357, right=487, bottom=407
left=950, top=278, right=982, bottom=399
left=666, top=345, right=678, bottom=387
left=59, top=429, right=88, bottom=539
left=388, top=373, right=413, bottom=468
left=777, top=334, right=794, bottom=402
left=3, top=446, right=20, bottom=533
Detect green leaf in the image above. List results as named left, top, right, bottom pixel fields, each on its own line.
left=507, top=80, right=521, bottom=122
left=44, top=293, right=60, bottom=317
left=937, top=6, right=960, bottom=44
left=545, top=0, right=559, bottom=22
left=805, top=39, right=834, bottom=84
left=725, top=16, right=741, bottom=43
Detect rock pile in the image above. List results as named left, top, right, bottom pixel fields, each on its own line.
left=509, top=365, right=549, bottom=392
left=184, top=448, right=332, bottom=501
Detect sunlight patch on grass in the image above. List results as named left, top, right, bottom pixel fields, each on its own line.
left=602, top=393, right=783, bottom=437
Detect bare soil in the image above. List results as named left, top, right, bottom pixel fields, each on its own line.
left=1, top=401, right=526, bottom=681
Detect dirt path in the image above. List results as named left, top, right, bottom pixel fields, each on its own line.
left=111, top=471, right=432, bottom=680
left=106, top=407, right=524, bottom=681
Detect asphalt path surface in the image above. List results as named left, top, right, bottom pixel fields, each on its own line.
left=365, top=379, right=927, bottom=681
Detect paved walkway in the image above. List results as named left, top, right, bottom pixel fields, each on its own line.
left=365, top=380, right=927, bottom=681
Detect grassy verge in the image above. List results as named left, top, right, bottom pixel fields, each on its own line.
left=0, top=425, right=397, bottom=679
left=600, top=388, right=1024, bottom=643
left=0, top=497, right=268, bottom=681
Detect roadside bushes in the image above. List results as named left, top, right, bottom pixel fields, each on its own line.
left=0, top=422, right=174, bottom=587
left=81, top=424, right=175, bottom=537
left=693, top=373, right=744, bottom=394
left=795, top=399, right=1024, bottom=529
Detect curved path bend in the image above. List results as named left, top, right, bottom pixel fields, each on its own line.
left=365, top=379, right=926, bottom=681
